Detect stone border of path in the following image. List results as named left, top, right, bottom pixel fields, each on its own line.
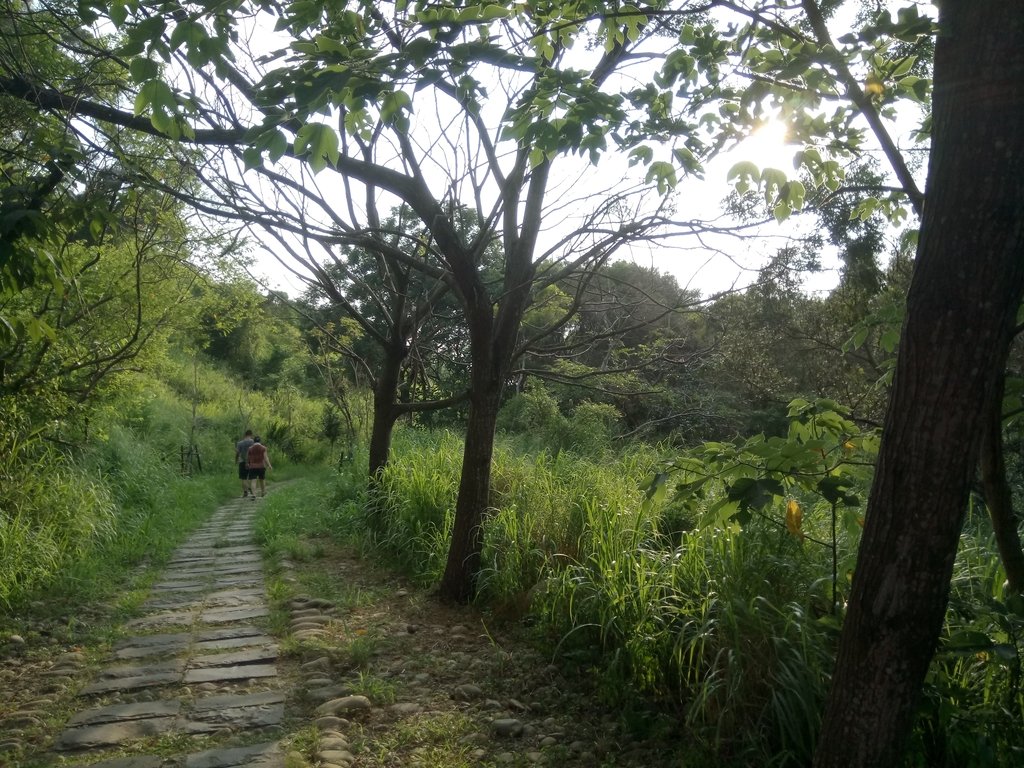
left=47, top=498, right=291, bottom=768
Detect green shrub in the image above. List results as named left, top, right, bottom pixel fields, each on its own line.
left=0, top=415, right=117, bottom=608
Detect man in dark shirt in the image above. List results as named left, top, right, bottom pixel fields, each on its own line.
left=235, top=430, right=255, bottom=497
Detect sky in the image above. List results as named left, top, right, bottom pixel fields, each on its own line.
left=245, top=120, right=842, bottom=302
left=238, top=2, right=925, bottom=304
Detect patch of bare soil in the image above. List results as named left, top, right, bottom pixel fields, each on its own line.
left=275, top=542, right=685, bottom=768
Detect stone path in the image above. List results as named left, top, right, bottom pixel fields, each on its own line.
left=50, top=498, right=288, bottom=768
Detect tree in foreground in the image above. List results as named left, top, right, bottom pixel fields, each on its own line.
left=0, top=0, right=722, bottom=600
left=814, top=2, right=1024, bottom=765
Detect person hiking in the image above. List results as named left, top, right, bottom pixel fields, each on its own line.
left=246, top=436, right=272, bottom=498
left=235, top=430, right=255, bottom=497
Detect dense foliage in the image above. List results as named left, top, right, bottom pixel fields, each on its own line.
left=2, top=1, right=1023, bottom=767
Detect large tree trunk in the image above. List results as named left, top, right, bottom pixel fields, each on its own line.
left=980, top=371, right=1024, bottom=593
left=813, top=4, right=1024, bottom=766
left=367, top=340, right=406, bottom=479
left=438, top=378, right=503, bottom=602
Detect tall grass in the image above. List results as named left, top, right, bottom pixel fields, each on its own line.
left=0, top=418, right=116, bottom=608
left=907, top=503, right=1024, bottom=768
left=0, top=350, right=336, bottom=620
left=328, top=416, right=1023, bottom=767
left=254, top=466, right=350, bottom=562
left=340, top=424, right=836, bottom=765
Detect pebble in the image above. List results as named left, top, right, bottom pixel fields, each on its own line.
left=292, top=621, right=330, bottom=632
left=319, top=749, right=355, bottom=763
left=320, top=737, right=350, bottom=750
left=492, top=718, right=524, bottom=738
left=301, top=656, right=331, bottom=671
left=453, top=683, right=484, bottom=701
left=317, top=695, right=372, bottom=715
left=309, top=684, right=353, bottom=702
left=293, top=614, right=331, bottom=625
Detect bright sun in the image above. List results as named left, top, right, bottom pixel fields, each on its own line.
left=738, top=119, right=795, bottom=171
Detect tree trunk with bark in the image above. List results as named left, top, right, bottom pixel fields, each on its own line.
left=367, top=336, right=407, bottom=479
left=814, top=3, right=1024, bottom=766
left=437, top=209, right=541, bottom=602
left=438, top=377, right=503, bottom=602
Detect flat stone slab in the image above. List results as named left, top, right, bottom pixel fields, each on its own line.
left=201, top=576, right=264, bottom=589
left=144, top=595, right=208, bottom=611
left=183, top=664, right=278, bottom=684
left=186, top=691, right=285, bottom=732
left=189, top=647, right=278, bottom=669
left=82, top=671, right=181, bottom=695
left=148, top=583, right=208, bottom=594
left=54, top=715, right=178, bottom=750
left=94, top=659, right=184, bottom=679
left=206, top=587, right=266, bottom=600
left=77, top=757, right=166, bottom=768
left=127, top=610, right=197, bottom=628
left=195, top=626, right=267, bottom=642
left=200, top=606, right=268, bottom=624
left=173, top=547, right=260, bottom=559
left=113, top=636, right=191, bottom=659
left=66, top=699, right=181, bottom=727
left=114, top=632, right=192, bottom=653
left=184, top=741, right=284, bottom=767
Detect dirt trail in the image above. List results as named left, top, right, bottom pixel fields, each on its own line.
left=0, top=492, right=679, bottom=768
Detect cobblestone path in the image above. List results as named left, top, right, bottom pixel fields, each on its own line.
left=51, top=497, right=288, bottom=768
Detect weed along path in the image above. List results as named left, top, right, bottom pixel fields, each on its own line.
left=46, top=496, right=296, bottom=768
left=4, top=485, right=683, bottom=767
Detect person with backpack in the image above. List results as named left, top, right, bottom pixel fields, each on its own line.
left=235, top=429, right=255, bottom=497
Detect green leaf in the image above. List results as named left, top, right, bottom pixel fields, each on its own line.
left=943, top=630, right=993, bottom=652
left=760, top=167, right=787, bottom=205
left=129, top=57, right=159, bottom=83
left=629, top=145, right=653, bottom=167
left=645, top=161, right=677, bottom=195
left=727, top=160, right=759, bottom=182
left=265, top=131, right=288, bottom=163
left=242, top=147, right=263, bottom=170
left=890, top=55, right=917, bottom=78
left=726, top=476, right=784, bottom=512
left=109, top=1, right=128, bottom=26
left=294, top=122, right=339, bottom=173
left=481, top=4, right=511, bottom=20
left=817, top=476, right=860, bottom=507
